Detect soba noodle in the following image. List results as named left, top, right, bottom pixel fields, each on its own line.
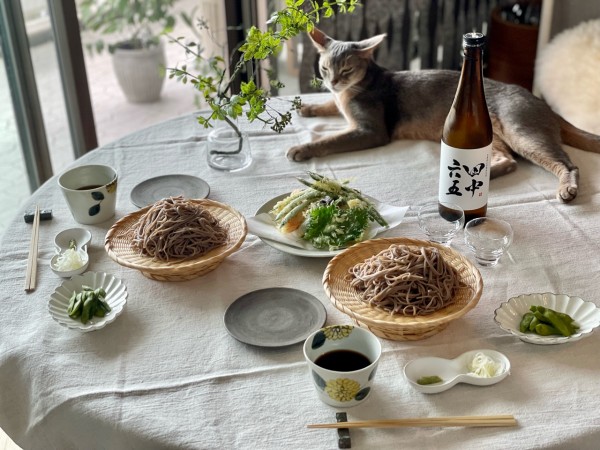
left=132, top=196, right=227, bottom=261
left=348, top=244, right=462, bottom=316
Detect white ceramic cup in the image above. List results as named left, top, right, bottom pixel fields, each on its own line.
left=303, top=324, right=381, bottom=408
left=58, top=165, right=118, bottom=225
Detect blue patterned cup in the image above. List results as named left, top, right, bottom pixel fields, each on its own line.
left=303, top=325, right=381, bottom=407
left=58, top=165, right=118, bottom=225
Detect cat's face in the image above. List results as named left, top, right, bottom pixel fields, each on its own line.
left=318, top=48, right=370, bottom=93
left=309, top=28, right=386, bottom=94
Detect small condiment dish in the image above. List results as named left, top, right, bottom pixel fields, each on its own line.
left=50, top=228, right=92, bottom=278
left=54, top=228, right=92, bottom=253
left=403, top=349, right=510, bottom=394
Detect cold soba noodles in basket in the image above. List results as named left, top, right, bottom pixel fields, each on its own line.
left=132, top=196, right=228, bottom=261
left=348, top=244, right=463, bottom=316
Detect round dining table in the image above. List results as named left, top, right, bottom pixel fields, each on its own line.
left=1, top=94, right=600, bottom=450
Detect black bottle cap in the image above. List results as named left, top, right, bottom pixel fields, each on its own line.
left=463, top=32, right=486, bottom=47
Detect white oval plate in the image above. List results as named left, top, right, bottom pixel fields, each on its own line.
left=48, top=272, right=127, bottom=332
left=494, top=293, right=600, bottom=345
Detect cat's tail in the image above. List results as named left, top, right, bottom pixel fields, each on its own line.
left=559, top=117, right=600, bottom=153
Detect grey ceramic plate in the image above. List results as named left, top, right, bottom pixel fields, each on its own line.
left=224, top=288, right=327, bottom=347
left=130, top=174, right=210, bottom=207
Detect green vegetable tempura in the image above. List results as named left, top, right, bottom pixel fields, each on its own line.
left=270, top=172, right=388, bottom=251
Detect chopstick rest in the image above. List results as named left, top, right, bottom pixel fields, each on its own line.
left=24, top=209, right=52, bottom=223
left=336, top=412, right=351, bottom=449
left=307, top=414, right=517, bottom=429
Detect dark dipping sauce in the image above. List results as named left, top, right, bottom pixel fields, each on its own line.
left=315, top=349, right=371, bottom=372
left=77, top=185, right=103, bottom=190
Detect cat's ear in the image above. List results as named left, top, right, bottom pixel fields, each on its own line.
left=356, top=34, right=387, bottom=59
left=308, top=27, right=333, bottom=52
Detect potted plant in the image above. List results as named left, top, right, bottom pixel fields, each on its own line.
left=79, top=0, right=179, bottom=103
left=167, top=0, right=359, bottom=171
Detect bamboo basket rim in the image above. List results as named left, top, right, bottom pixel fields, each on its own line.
left=104, top=198, right=247, bottom=278
left=322, top=237, right=483, bottom=338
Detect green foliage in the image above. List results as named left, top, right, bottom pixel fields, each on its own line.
left=79, top=0, right=179, bottom=53
left=167, top=0, right=360, bottom=136
left=302, top=202, right=371, bottom=250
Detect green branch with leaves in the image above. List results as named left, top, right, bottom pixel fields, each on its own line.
left=167, top=0, right=359, bottom=138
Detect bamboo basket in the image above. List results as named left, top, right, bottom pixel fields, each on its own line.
left=323, top=237, right=483, bottom=341
left=105, top=199, right=247, bottom=281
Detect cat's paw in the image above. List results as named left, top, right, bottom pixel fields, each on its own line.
left=557, top=168, right=579, bottom=202
left=299, top=104, right=317, bottom=117
left=287, top=145, right=313, bottom=161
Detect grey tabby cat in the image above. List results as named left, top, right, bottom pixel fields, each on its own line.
left=287, top=28, right=600, bottom=202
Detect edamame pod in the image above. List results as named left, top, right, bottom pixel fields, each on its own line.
left=97, top=298, right=112, bottom=313
left=543, top=310, right=572, bottom=337
left=528, top=317, right=540, bottom=332
left=557, top=311, right=576, bottom=325
left=67, top=292, right=78, bottom=316
left=69, top=293, right=85, bottom=319
left=532, top=311, right=549, bottom=324
left=81, top=298, right=95, bottom=324
left=68, top=297, right=83, bottom=319
left=519, top=312, right=535, bottom=333
left=535, top=323, right=561, bottom=336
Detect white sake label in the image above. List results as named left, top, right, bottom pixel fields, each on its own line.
left=438, top=141, right=492, bottom=210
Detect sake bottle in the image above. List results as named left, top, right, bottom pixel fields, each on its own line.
left=438, top=32, right=493, bottom=223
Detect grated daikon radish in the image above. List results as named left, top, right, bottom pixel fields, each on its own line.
left=467, top=352, right=502, bottom=378
left=54, top=248, right=86, bottom=271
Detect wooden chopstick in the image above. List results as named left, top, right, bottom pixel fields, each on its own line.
left=24, top=205, right=40, bottom=292
left=307, top=415, right=517, bottom=429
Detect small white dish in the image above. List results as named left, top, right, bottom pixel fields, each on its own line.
left=48, top=271, right=127, bottom=332
left=54, top=227, right=92, bottom=252
left=50, top=228, right=92, bottom=277
left=404, top=349, right=510, bottom=394
left=50, top=252, right=90, bottom=278
left=494, top=292, right=600, bottom=345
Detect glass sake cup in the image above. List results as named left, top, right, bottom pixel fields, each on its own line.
left=417, top=202, right=465, bottom=246
left=464, top=217, right=513, bottom=267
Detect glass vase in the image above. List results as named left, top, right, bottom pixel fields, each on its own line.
left=206, top=126, right=252, bottom=172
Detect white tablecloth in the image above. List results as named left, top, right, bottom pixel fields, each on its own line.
left=1, top=94, right=600, bottom=449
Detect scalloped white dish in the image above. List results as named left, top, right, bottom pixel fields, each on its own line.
left=48, top=272, right=127, bottom=332
left=404, top=349, right=510, bottom=394
left=494, top=293, right=600, bottom=345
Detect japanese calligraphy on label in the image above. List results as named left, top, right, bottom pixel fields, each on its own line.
left=438, top=142, right=492, bottom=210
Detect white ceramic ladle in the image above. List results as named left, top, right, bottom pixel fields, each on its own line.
left=50, top=228, right=92, bottom=277
left=403, top=349, right=510, bottom=394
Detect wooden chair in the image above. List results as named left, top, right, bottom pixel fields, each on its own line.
left=299, top=0, right=500, bottom=92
